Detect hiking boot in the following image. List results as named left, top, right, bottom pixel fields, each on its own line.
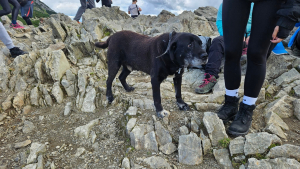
left=227, top=102, right=256, bottom=137
left=217, top=95, right=239, bottom=123
left=10, top=47, right=28, bottom=58
left=292, top=46, right=300, bottom=56
left=195, top=73, right=217, bottom=94
left=76, top=21, right=81, bottom=24
left=10, top=23, right=24, bottom=29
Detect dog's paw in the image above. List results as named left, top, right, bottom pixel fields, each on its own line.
left=156, top=109, right=171, bottom=118
left=106, top=96, right=114, bottom=104
left=125, top=87, right=135, bottom=92
left=177, top=102, right=189, bottom=111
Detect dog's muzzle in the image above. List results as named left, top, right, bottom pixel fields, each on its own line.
left=201, top=53, right=208, bottom=61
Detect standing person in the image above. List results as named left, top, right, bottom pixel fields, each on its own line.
left=218, top=0, right=300, bottom=137
left=0, top=0, right=24, bottom=28
left=96, top=0, right=112, bottom=7
left=128, top=0, right=142, bottom=18
left=74, top=0, right=96, bottom=24
left=21, top=0, right=34, bottom=25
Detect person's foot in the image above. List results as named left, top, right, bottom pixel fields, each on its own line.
left=10, top=23, right=24, bottom=29
left=217, top=95, right=239, bottom=123
left=195, top=73, right=217, bottom=94
left=227, top=102, right=256, bottom=137
left=10, top=47, right=28, bottom=58
left=76, top=21, right=81, bottom=24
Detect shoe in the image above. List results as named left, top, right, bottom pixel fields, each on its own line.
left=76, top=21, right=81, bottom=24
left=292, top=46, right=300, bottom=57
left=217, top=95, right=239, bottom=123
left=10, top=23, right=24, bottom=29
left=10, top=47, right=28, bottom=58
left=227, top=102, right=256, bottom=137
left=195, top=73, right=217, bottom=94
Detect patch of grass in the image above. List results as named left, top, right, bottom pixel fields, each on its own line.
left=90, top=72, right=95, bottom=76
left=268, top=143, right=280, bottom=150
left=289, top=88, right=295, bottom=97
left=218, top=138, right=231, bottom=148
left=103, top=27, right=111, bottom=37
left=253, top=153, right=266, bottom=160
left=77, top=34, right=81, bottom=39
left=274, top=97, right=280, bottom=100
left=265, top=92, right=272, bottom=100
left=147, top=152, right=151, bottom=156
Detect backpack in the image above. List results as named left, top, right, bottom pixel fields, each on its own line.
left=198, top=35, right=212, bottom=54
left=136, top=5, right=140, bottom=15
left=17, top=0, right=28, bottom=6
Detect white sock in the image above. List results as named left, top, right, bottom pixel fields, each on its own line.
left=225, top=88, right=239, bottom=97
left=242, top=96, right=257, bottom=105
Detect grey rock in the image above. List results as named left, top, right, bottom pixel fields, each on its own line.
left=194, top=6, right=218, bottom=22
left=74, top=119, right=99, bottom=139
left=233, top=155, right=246, bottom=163
left=0, top=113, right=7, bottom=122
left=143, top=156, right=171, bottom=169
left=265, top=123, right=287, bottom=139
left=37, top=155, right=44, bottom=169
left=264, top=96, right=295, bottom=118
left=30, top=87, right=40, bottom=106
left=213, top=149, right=233, bottom=169
left=294, top=85, right=300, bottom=97
left=179, top=126, right=189, bottom=135
left=0, top=52, right=10, bottom=91
left=15, top=77, right=28, bottom=92
left=23, top=121, right=36, bottom=134
left=1, top=15, right=11, bottom=24
left=15, top=140, right=32, bottom=149
left=22, top=164, right=37, bottom=169
left=264, top=111, right=289, bottom=130
left=122, top=157, right=130, bottom=169
left=267, top=144, right=300, bottom=161
left=13, top=91, right=25, bottom=110
left=140, top=131, right=158, bottom=152
left=46, top=17, right=67, bottom=41
left=274, top=68, right=300, bottom=86
left=75, top=147, right=86, bottom=157
left=199, top=130, right=211, bottom=155
left=203, top=112, right=228, bottom=146
left=81, top=86, right=96, bottom=113
left=64, top=102, right=72, bottom=116
left=178, top=133, right=203, bottom=165
left=239, top=165, right=245, bottom=169
left=126, top=118, right=137, bottom=135
left=27, top=143, right=46, bottom=164
left=191, top=119, right=199, bottom=133
left=229, top=136, right=245, bottom=156
left=244, top=132, right=282, bottom=156
left=51, top=82, right=64, bottom=104
left=293, top=99, right=300, bottom=120
left=159, top=142, right=177, bottom=155
left=154, top=121, right=172, bottom=146
left=125, top=106, right=138, bottom=116
left=195, top=103, right=221, bottom=111
left=130, top=124, right=154, bottom=150
left=247, top=158, right=300, bottom=169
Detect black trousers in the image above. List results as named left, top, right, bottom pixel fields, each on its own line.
left=0, top=0, right=20, bottom=21
left=223, top=0, right=282, bottom=98
left=297, top=31, right=300, bottom=49
left=23, top=17, right=32, bottom=25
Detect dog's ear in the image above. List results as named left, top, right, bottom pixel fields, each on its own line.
left=168, top=31, right=177, bottom=61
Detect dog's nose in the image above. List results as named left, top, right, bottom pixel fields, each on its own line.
left=201, top=53, right=208, bottom=59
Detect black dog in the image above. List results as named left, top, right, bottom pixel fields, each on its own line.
left=95, top=30, right=208, bottom=118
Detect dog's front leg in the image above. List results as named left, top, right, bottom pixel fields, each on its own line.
left=151, top=77, right=170, bottom=118
left=173, top=72, right=189, bottom=111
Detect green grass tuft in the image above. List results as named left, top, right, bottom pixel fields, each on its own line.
left=218, top=138, right=231, bottom=148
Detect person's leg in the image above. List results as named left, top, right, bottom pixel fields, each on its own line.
left=0, top=22, right=14, bottom=49
left=88, top=0, right=96, bottom=8
left=0, top=0, right=11, bottom=17
left=22, top=17, right=32, bottom=25
left=73, top=0, right=87, bottom=21
left=296, top=31, right=300, bottom=50
left=8, top=0, right=20, bottom=24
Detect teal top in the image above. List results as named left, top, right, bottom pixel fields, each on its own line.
left=216, top=3, right=254, bottom=37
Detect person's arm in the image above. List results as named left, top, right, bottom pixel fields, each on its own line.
left=128, top=6, right=130, bottom=14
left=139, top=7, right=142, bottom=11
left=271, top=0, right=300, bottom=43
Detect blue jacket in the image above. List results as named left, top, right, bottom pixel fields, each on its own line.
left=216, top=3, right=254, bottom=37
left=288, top=22, right=300, bottom=48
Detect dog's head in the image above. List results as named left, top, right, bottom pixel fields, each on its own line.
left=161, top=32, right=208, bottom=68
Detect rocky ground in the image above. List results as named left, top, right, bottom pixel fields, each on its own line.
left=1, top=6, right=300, bottom=169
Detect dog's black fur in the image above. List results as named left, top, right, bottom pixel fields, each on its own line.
left=95, top=30, right=208, bottom=118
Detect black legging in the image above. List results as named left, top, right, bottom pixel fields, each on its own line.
left=297, top=31, right=300, bottom=50
left=23, top=17, right=32, bottom=25
left=0, top=0, right=20, bottom=21
left=223, top=0, right=282, bottom=98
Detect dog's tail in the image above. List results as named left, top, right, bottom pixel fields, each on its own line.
left=95, top=37, right=111, bottom=49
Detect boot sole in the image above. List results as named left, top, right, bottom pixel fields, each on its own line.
left=227, top=122, right=252, bottom=137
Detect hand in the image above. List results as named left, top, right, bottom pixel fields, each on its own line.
left=96, top=0, right=100, bottom=3
left=271, top=26, right=283, bottom=43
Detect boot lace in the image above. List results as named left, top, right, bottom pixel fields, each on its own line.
left=199, top=73, right=213, bottom=88
left=234, top=105, right=252, bottom=124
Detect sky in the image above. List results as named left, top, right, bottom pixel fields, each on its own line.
left=40, top=0, right=222, bottom=17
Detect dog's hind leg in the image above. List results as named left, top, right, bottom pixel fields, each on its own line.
left=173, top=71, right=189, bottom=111
left=118, top=66, right=135, bottom=92
left=106, top=60, right=121, bottom=103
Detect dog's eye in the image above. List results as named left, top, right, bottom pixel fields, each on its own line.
left=188, top=44, right=192, bottom=48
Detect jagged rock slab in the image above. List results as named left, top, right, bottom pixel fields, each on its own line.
left=52, top=82, right=64, bottom=104
left=155, top=121, right=172, bottom=146
left=140, top=131, right=158, bottom=152
left=229, top=136, right=245, bottom=156
left=178, top=133, right=203, bottom=165
left=203, top=112, right=228, bottom=146
left=13, top=92, right=25, bottom=110
left=47, top=17, right=67, bottom=41
left=22, top=163, right=37, bottom=169
left=30, top=87, right=40, bottom=106
left=247, top=158, right=300, bottom=169
left=179, top=126, right=189, bottom=135
left=122, top=157, right=130, bottom=169
left=264, top=96, right=295, bottom=118
left=15, top=140, right=32, bottom=149
left=125, top=106, right=138, bottom=116
left=81, top=86, right=96, bottom=113
left=23, top=121, right=36, bottom=134
left=265, top=123, right=286, bottom=139
left=74, top=119, right=99, bottom=139
left=293, top=99, right=300, bottom=120
left=159, top=142, right=177, bottom=155
left=274, top=68, right=300, bottom=86
left=244, top=132, right=282, bottom=156
left=213, top=149, right=233, bottom=169
left=64, top=102, right=72, bottom=116
left=27, top=143, right=46, bottom=164
left=195, top=103, right=221, bottom=111
left=194, top=6, right=218, bottom=22
left=130, top=124, right=154, bottom=150
left=267, top=144, right=300, bottom=161
left=199, top=130, right=212, bottom=155
left=143, top=156, right=171, bottom=169
left=264, top=111, right=289, bottom=130
left=126, top=118, right=137, bottom=135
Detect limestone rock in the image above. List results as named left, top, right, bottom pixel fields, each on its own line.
left=27, top=143, right=46, bottom=164
left=265, top=123, right=287, bottom=139
left=125, top=106, right=138, bottom=116
left=194, top=6, right=218, bottom=22
left=213, top=149, right=233, bottom=169
left=23, top=121, right=36, bottom=134
left=190, top=119, right=199, bottom=133
left=203, top=112, right=228, bottom=146
left=81, top=86, right=96, bottom=113
left=293, top=99, right=300, bottom=120
left=143, top=156, right=171, bottom=169
left=195, top=103, right=221, bottom=111
left=267, top=144, right=300, bottom=161
left=264, top=111, right=289, bottom=130
left=37, top=155, right=44, bottom=169
left=244, top=132, right=282, bottom=156
left=229, top=136, right=245, bottom=156
left=47, top=17, right=67, bottom=41
left=13, top=92, right=25, bottom=110
left=247, top=158, right=300, bottom=169
left=22, top=164, right=37, bottom=169
left=30, top=87, right=40, bottom=106
left=74, top=119, right=99, bottom=139
left=52, top=82, right=64, bottom=104
left=122, top=157, right=130, bottom=169
left=154, top=121, right=172, bottom=146
left=75, top=147, right=86, bottom=157
left=61, top=70, right=76, bottom=97
left=0, top=113, right=7, bottom=122
left=130, top=124, right=154, bottom=150
left=0, top=52, right=10, bottom=91
left=64, top=102, right=72, bottom=116
left=178, top=133, right=203, bottom=165
left=159, top=142, right=177, bottom=155
left=126, top=118, right=137, bottom=135
left=2, top=95, right=13, bottom=111
left=179, top=126, right=189, bottom=135
left=274, top=68, right=300, bottom=86
left=1, top=16, right=11, bottom=24
left=200, top=130, right=212, bottom=155
left=140, top=131, right=158, bottom=152
left=293, top=85, right=300, bottom=97
left=15, top=140, right=32, bottom=149
left=264, top=96, right=295, bottom=118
